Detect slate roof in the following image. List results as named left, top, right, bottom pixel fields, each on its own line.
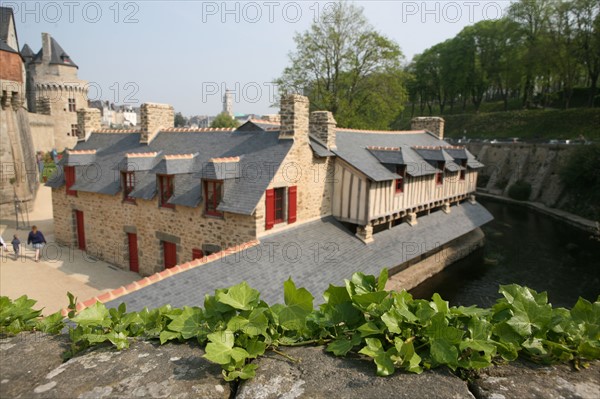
left=334, top=131, right=483, bottom=181
left=47, top=129, right=293, bottom=215
left=21, top=43, right=33, bottom=58
left=309, top=138, right=335, bottom=157
left=0, top=7, right=17, bottom=50
left=0, top=39, right=17, bottom=53
left=32, top=36, right=78, bottom=67
left=105, top=201, right=493, bottom=310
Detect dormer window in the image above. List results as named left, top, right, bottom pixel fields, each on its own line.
left=395, top=165, right=406, bottom=194
left=204, top=180, right=223, bottom=217
left=436, top=162, right=445, bottom=186
left=460, top=160, right=467, bottom=181
left=122, top=171, right=136, bottom=203
left=158, top=175, right=174, bottom=208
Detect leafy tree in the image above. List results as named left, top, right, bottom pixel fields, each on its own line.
left=211, top=112, right=239, bottom=128
left=572, top=0, right=600, bottom=106
left=174, top=112, right=187, bottom=127
left=276, top=2, right=407, bottom=129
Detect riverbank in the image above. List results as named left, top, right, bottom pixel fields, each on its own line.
left=476, top=190, right=598, bottom=235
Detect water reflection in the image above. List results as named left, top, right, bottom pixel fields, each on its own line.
left=410, top=199, right=600, bottom=308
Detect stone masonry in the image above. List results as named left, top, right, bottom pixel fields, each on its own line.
left=411, top=116, right=445, bottom=140
left=77, top=108, right=101, bottom=141
left=140, top=103, right=175, bottom=144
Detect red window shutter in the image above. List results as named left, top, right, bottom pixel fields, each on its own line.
left=288, top=186, right=297, bottom=224
left=65, top=166, right=77, bottom=196
left=265, top=188, right=275, bottom=230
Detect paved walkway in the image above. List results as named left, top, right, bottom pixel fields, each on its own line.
left=0, top=186, right=139, bottom=315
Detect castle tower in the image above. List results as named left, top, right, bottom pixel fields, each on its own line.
left=222, top=89, right=233, bottom=117
left=23, top=33, right=89, bottom=150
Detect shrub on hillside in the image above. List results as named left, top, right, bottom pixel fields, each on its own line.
left=560, top=144, right=600, bottom=220
left=507, top=180, right=532, bottom=201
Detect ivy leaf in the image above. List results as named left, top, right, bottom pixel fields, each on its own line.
left=571, top=298, right=600, bottom=326
left=71, top=302, right=111, bottom=328
left=223, top=364, right=258, bottom=381
left=358, top=338, right=396, bottom=376
left=394, top=337, right=423, bottom=374
left=106, top=331, right=129, bottom=350
left=204, top=331, right=249, bottom=365
left=358, top=321, right=385, bottom=337
left=352, top=292, right=389, bottom=309
left=245, top=338, right=266, bottom=358
left=216, top=282, right=260, bottom=311
left=327, top=334, right=362, bottom=356
left=431, top=293, right=449, bottom=315
left=271, top=279, right=314, bottom=331
left=377, top=268, right=389, bottom=291
left=430, top=339, right=459, bottom=369
left=159, top=330, right=181, bottom=344
left=167, top=307, right=205, bottom=339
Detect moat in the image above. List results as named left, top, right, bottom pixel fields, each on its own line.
left=412, top=198, right=600, bottom=308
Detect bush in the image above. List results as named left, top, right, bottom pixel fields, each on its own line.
left=507, top=180, right=532, bottom=201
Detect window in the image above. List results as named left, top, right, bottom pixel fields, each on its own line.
left=65, top=166, right=77, bottom=196
left=192, top=248, right=204, bottom=260
left=70, top=124, right=78, bottom=137
left=436, top=162, right=445, bottom=186
left=68, top=98, right=76, bottom=112
left=122, top=171, right=136, bottom=203
left=395, top=165, right=406, bottom=194
left=204, top=180, right=223, bottom=216
left=460, top=160, right=467, bottom=181
left=265, top=186, right=297, bottom=230
left=158, top=175, right=174, bottom=208
left=274, top=187, right=285, bottom=223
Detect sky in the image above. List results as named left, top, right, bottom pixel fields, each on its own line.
left=9, top=0, right=515, bottom=116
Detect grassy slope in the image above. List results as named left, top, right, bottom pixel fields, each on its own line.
left=396, top=108, right=600, bottom=140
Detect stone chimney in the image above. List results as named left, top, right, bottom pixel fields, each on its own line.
left=77, top=108, right=101, bottom=141
left=41, top=33, right=52, bottom=63
left=279, top=94, right=309, bottom=143
left=140, top=102, right=174, bottom=144
left=411, top=117, right=445, bottom=140
left=310, top=111, right=337, bottom=150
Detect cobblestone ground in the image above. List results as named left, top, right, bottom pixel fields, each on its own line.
left=0, top=186, right=139, bottom=314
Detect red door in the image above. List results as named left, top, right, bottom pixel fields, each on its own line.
left=127, top=233, right=139, bottom=273
left=75, top=210, right=85, bottom=250
left=163, top=241, right=177, bottom=269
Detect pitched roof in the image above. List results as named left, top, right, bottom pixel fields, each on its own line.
left=33, top=36, right=78, bottom=68
left=334, top=131, right=483, bottom=180
left=0, top=39, right=17, bottom=53
left=21, top=43, right=34, bottom=58
left=0, top=7, right=18, bottom=51
left=48, top=128, right=293, bottom=215
left=104, top=202, right=493, bottom=310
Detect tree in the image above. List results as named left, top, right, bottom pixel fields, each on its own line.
left=276, top=2, right=407, bottom=129
left=211, top=113, right=239, bottom=128
left=572, top=0, right=600, bottom=106
left=174, top=112, right=187, bottom=127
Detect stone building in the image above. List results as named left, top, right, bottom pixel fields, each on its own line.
left=48, top=94, right=491, bottom=282
left=0, top=7, right=38, bottom=215
left=22, top=32, right=88, bottom=150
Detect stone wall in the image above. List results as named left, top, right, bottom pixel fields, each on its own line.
left=52, top=188, right=256, bottom=276
left=411, top=116, right=445, bottom=140
left=28, top=112, right=56, bottom=152
left=77, top=108, right=101, bottom=140
left=467, top=143, right=573, bottom=208
left=309, top=111, right=337, bottom=149
left=140, top=103, right=175, bottom=144
left=2, top=332, right=598, bottom=399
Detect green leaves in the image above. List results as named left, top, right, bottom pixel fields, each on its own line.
left=216, top=282, right=260, bottom=311
left=4, top=272, right=599, bottom=383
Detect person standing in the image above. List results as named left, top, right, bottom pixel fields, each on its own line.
left=27, top=225, right=46, bottom=262
left=11, top=234, right=21, bottom=260
left=11, top=234, right=20, bottom=260
left=0, top=236, right=7, bottom=254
